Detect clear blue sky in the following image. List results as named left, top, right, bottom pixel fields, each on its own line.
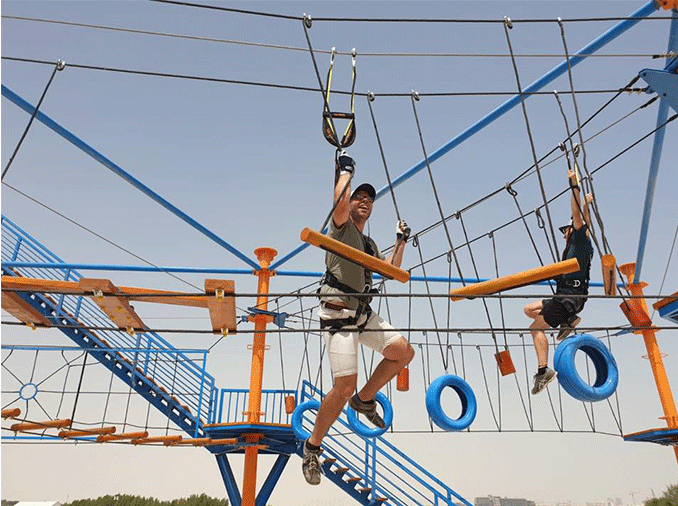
left=2, top=1, right=677, bottom=504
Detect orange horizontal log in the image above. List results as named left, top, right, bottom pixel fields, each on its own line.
left=204, top=438, right=239, bottom=446
left=59, top=426, right=117, bottom=438
left=164, top=437, right=211, bottom=446
left=653, top=291, right=678, bottom=311
left=1, top=276, right=208, bottom=308
left=97, top=431, right=148, bottom=442
left=11, top=419, right=72, bottom=432
left=1, top=276, right=81, bottom=293
left=132, top=435, right=183, bottom=445
left=449, top=258, right=580, bottom=301
left=301, top=227, right=409, bottom=283
left=1, top=408, right=21, bottom=419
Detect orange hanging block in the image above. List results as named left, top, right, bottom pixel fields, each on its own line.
left=601, top=254, right=617, bottom=296
left=494, top=350, right=516, bottom=376
left=11, top=419, right=72, bottom=432
left=284, top=395, right=296, bottom=415
left=79, top=278, right=147, bottom=331
left=396, top=367, right=410, bottom=392
left=301, top=228, right=410, bottom=283
left=204, top=279, right=237, bottom=334
left=59, top=426, right=117, bottom=438
left=449, top=258, right=579, bottom=301
left=97, top=431, right=148, bottom=442
left=1, top=408, right=21, bottom=419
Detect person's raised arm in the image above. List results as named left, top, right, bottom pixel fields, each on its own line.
left=385, top=220, right=409, bottom=268
left=332, top=151, right=355, bottom=228
left=569, top=169, right=585, bottom=230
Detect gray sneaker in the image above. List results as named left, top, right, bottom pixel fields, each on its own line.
left=531, top=367, right=557, bottom=395
left=348, top=395, right=386, bottom=429
left=302, top=440, right=322, bottom=485
left=557, top=316, right=581, bottom=341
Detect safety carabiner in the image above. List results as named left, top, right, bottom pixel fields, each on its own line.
left=322, top=48, right=357, bottom=149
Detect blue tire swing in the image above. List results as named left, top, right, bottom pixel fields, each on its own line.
left=291, top=399, right=321, bottom=441
left=425, top=375, right=477, bottom=431
left=347, top=391, right=394, bottom=438
left=554, top=334, right=619, bottom=402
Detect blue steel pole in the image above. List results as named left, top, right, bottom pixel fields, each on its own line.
left=269, top=0, right=659, bottom=270
left=1, top=85, right=259, bottom=270
left=634, top=9, right=678, bottom=281
left=377, top=0, right=659, bottom=199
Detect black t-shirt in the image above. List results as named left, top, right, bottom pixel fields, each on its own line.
left=558, top=225, right=593, bottom=294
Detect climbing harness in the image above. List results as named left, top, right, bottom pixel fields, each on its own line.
left=322, top=47, right=357, bottom=149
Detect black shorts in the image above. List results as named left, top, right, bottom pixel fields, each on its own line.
left=540, top=297, right=582, bottom=328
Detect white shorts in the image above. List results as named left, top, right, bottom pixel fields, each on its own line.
left=318, top=304, right=404, bottom=378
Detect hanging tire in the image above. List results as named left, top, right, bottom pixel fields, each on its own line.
left=554, top=334, right=618, bottom=402
left=291, top=399, right=321, bottom=441
left=425, top=374, right=477, bottom=431
left=347, top=391, right=394, bottom=438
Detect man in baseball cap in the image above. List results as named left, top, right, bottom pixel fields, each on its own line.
left=301, top=150, right=414, bottom=486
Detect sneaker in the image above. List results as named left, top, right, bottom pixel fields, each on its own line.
left=302, top=439, right=323, bottom=485
left=531, top=367, right=557, bottom=395
left=348, top=394, right=386, bottom=429
left=557, top=316, right=581, bottom=341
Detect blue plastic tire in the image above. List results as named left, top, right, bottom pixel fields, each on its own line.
left=554, top=334, right=618, bottom=402
left=425, top=374, right=477, bottom=431
left=347, top=391, right=394, bottom=438
left=291, top=399, right=321, bottom=441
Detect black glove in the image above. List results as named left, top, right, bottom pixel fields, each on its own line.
left=336, top=150, right=355, bottom=176
left=396, top=220, right=410, bottom=242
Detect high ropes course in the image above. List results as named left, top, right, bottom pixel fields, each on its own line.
left=2, top=0, right=678, bottom=505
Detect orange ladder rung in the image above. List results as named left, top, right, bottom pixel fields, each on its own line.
left=11, top=419, right=71, bottom=432
left=59, top=426, right=117, bottom=438
left=449, top=258, right=579, bottom=301
left=301, top=228, right=410, bottom=283
left=2, top=408, right=21, bottom=419
left=97, top=431, right=148, bottom=442
left=132, top=435, right=183, bottom=445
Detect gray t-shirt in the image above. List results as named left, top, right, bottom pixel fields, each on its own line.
left=318, top=219, right=384, bottom=310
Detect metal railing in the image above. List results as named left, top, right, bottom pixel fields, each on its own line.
left=217, top=388, right=297, bottom=425
left=300, top=380, right=472, bottom=506
left=1, top=215, right=218, bottom=428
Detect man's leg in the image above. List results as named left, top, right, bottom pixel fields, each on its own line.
left=357, top=337, right=414, bottom=402
left=308, top=374, right=357, bottom=447
left=525, top=299, right=558, bottom=394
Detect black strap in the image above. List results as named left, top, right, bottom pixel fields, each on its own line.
left=320, top=305, right=372, bottom=335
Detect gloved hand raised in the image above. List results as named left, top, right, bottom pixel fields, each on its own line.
left=335, top=149, right=355, bottom=176
left=396, top=220, right=410, bottom=242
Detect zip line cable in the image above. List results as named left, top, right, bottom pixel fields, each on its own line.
left=1, top=57, right=647, bottom=98
left=5, top=15, right=673, bottom=59
left=3, top=320, right=676, bottom=335
left=148, top=1, right=675, bottom=24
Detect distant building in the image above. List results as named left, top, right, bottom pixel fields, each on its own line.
left=475, top=496, right=536, bottom=506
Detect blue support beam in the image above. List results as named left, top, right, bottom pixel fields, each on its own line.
left=271, top=0, right=661, bottom=270
left=255, top=454, right=290, bottom=506
left=216, top=454, right=242, bottom=506
left=1, top=86, right=259, bottom=270
left=635, top=10, right=678, bottom=281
